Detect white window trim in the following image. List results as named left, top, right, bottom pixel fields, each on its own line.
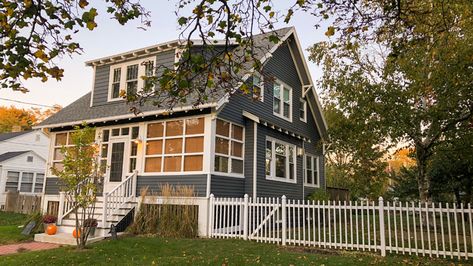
left=265, top=137, right=297, bottom=184
left=252, top=72, right=264, bottom=102
left=299, top=98, right=307, bottom=123
left=214, top=118, right=245, bottom=177
left=49, top=131, right=74, bottom=177
left=272, top=79, right=293, bottom=122
left=4, top=170, right=44, bottom=194
left=142, top=115, right=207, bottom=175
left=107, top=56, right=156, bottom=102
left=304, top=154, right=320, bottom=188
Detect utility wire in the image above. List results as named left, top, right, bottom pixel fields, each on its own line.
left=0, top=97, right=55, bottom=108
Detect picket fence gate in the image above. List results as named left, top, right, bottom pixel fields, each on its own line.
left=209, top=194, right=473, bottom=260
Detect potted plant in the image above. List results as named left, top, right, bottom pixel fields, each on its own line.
left=42, top=214, right=57, bottom=234
left=83, top=218, right=98, bottom=237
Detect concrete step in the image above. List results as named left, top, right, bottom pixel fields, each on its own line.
left=34, top=233, right=104, bottom=246
left=63, top=212, right=126, bottom=221
left=61, top=219, right=119, bottom=228
left=56, top=225, right=110, bottom=235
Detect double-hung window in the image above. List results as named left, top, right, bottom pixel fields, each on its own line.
left=273, top=81, right=292, bottom=120
left=108, top=57, right=156, bottom=101
left=144, top=117, right=205, bottom=173
left=265, top=138, right=296, bottom=182
left=304, top=155, right=319, bottom=187
left=52, top=132, right=74, bottom=173
left=252, top=73, right=264, bottom=101
left=214, top=119, right=244, bottom=175
left=299, top=99, right=307, bottom=122
left=5, top=171, right=44, bottom=193
left=5, top=171, right=19, bottom=192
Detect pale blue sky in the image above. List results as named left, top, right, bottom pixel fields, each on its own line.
left=0, top=1, right=329, bottom=110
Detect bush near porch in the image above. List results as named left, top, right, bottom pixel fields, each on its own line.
left=1, top=236, right=468, bottom=265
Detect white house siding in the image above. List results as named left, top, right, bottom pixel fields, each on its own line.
left=0, top=151, right=46, bottom=207
left=0, top=131, right=49, bottom=158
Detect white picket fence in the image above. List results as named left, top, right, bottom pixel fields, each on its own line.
left=209, top=195, right=473, bottom=260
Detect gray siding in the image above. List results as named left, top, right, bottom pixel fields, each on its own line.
left=210, top=175, right=245, bottom=197
left=136, top=175, right=207, bottom=197
left=45, top=177, right=60, bottom=195
left=218, top=41, right=325, bottom=200
left=92, top=49, right=176, bottom=107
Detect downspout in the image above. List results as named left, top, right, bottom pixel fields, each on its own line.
left=253, top=121, right=257, bottom=198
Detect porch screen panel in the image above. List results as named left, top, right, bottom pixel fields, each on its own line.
left=145, top=117, right=205, bottom=173
left=214, top=119, right=244, bottom=175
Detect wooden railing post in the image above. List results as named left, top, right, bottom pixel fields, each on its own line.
left=132, top=170, right=138, bottom=198
left=282, top=195, right=287, bottom=246
left=243, top=194, right=249, bottom=240
left=102, top=192, right=108, bottom=236
left=57, top=192, right=65, bottom=225
left=378, top=196, right=386, bottom=257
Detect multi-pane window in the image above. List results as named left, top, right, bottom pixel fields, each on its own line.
left=108, top=57, right=155, bottom=101
left=126, top=64, right=139, bottom=95
left=20, top=173, right=34, bottom=192
left=34, top=174, right=45, bottom=193
left=111, top=68, right=121, bottom=99
left=304, top=155, right=319, bottom=186
left=145, top=117, right=205, bottom=173
left=214, top=119, right=244, bottom=175
left=252, top=73, right=264, bottom=101
left=265, top=138, right=296, bottom=182
left=5, top=171, right=44, bottom=193
left=300, top=99, right=307, bottom=122
left=52, top=132, right=74, bottom=172
left=273, top=81, right=292, bottom=120
left=100, top=126, right=140, bottom=174
left=144, top=60, right=155, bottom=88
left=5, top=171, right=19, bottom=192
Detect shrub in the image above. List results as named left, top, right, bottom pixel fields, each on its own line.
left=307, top=189, right=330, bottom=202
left=129, top=184, right=198, bottom=238
left=42, top=214, right=57, bottom=224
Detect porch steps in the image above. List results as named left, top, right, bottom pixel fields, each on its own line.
left=35, top=200, right=137, bottom=245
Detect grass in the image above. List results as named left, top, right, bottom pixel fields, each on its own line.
left=0, top=211, right=32, bottom=245
left=2, top=236, right=472, bottom=265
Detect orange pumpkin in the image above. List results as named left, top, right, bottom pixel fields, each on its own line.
left=73, top=228, right=81, bottom=238
left=46, top=224, right=57, bottom=235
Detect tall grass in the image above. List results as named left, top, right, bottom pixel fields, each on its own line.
left=129, top=184, right=198, bottom=238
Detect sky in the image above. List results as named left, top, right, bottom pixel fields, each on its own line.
left=0, top=1, right=330, bottom=110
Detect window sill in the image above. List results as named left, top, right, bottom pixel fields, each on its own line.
left=304, top=183, right=320, bottom=188
left=273, top=112, right=292, bottom=123
left=211, top=172, right=245, bottom=178
left=265, top=176, right=297, bottom=184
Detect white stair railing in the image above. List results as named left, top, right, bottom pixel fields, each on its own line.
left=57, top=178, right=93, bottom=225
left=102, top=170, right=137, bottom=231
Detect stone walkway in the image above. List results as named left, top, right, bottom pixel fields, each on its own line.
left=0, top=242, right=60, bottom=256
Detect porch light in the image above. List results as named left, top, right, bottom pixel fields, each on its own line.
left=297, top=147, right=305, bottom=157
left=133, top=138, right=142, bottom=144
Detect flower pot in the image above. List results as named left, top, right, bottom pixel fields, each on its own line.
left=44, top=223, right=57, bottom=235
left=86, top=226, right=96, bottom=237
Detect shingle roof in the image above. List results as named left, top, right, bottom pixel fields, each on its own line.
left=37, top=27, right=294, bottom=128
left=0, top=130, right=32, bottom=142
left=0, top=151, right=29, bottom=163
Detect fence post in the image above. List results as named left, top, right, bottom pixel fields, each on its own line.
left=57, top=192, right=65, bottom=225
left=378, top=196, right=386, bottom=257
left=243, top=194, right=249, bottom=240
left=282, top=195, right=287, bottom=246
left=208, top=194, right=214, bottom=238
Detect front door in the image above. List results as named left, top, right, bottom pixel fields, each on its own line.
left=104, top=139, right=128, bottom=192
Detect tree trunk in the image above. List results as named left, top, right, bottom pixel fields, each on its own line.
left=415, top=143, right=432, bottom=203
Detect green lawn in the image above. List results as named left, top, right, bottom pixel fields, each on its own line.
left=0, top=211, right=32, bottom=245
left=2, top=236, right=470, bottom=265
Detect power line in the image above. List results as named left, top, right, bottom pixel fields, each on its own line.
left=0, top=97, right=55, bottom=108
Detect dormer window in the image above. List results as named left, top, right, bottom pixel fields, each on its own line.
left=108, top=57, right=155, bottom=101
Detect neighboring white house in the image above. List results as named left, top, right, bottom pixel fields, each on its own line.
left=0, top=130, right=49, bottom=208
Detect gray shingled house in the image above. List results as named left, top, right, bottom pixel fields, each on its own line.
left=35, top=27, right=328, bottom=238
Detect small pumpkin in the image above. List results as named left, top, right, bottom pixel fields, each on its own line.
left=73, top=228, right=81, bottom=238
left=46, top=224, right=57, bottom=235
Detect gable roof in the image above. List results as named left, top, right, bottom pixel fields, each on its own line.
left=0, top=130, right=32, bottom=142
left=35, top=27, right=328, bottom=140
left=0, top=151, right=29, bottom=163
